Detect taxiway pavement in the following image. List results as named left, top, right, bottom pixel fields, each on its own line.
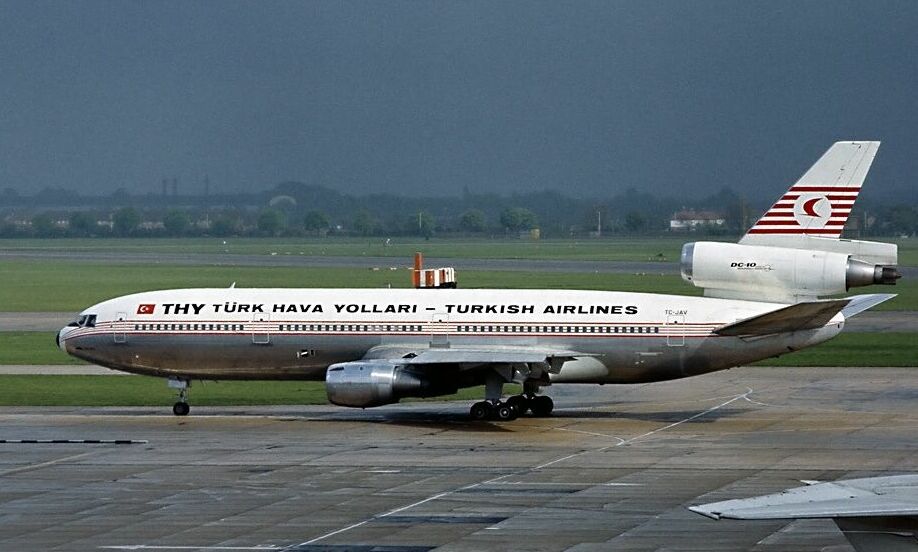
left=1, top=366, right=916, bottom=551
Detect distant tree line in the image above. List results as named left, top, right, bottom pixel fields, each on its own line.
left=1, top=183, right=914, bottom=238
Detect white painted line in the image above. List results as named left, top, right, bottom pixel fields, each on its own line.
left=100, top=547, right=280, bottom=551
left=293, top=473, right=513, bottom=548
left=0, top=450, right=102, bottom=477
left=542, top=425, right=627, bottom=442
left=292, top=388, right=754, bottom=546
left=488, top=481, right=643, bottom=487
left=619, top=389, right=751, bottom=446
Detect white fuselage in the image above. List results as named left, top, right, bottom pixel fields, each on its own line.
left=58, top=287, right=844, bottom=384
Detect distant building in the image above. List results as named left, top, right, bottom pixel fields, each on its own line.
left=669, top=210, right=725, bottom=231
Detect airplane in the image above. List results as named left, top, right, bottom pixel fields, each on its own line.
left=690, top=475, right=918, bottom=552
left=57, top=141, right=900, bottom=419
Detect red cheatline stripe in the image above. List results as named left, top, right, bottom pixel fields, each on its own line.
left=826, top=195, right=858, bottom=201
left=747, top=228, right=843, bottom=234
left=769, top=203, right=795, bottom=209
left=789, top=186, right=861, bottom=192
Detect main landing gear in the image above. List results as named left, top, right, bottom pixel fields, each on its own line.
left=168, top=377, right=191, bottom=416
left=470, top=369, right=553, bottom=421
left=469, top=394, right=554, bottom=421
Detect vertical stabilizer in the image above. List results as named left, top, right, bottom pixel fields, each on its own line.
left=741, top=141, right=879, bottom=242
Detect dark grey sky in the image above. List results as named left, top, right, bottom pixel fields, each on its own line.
left=1, top=1, right=916, bottom=202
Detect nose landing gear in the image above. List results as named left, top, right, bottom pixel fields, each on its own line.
left=167, top=378, right=191, bottom=416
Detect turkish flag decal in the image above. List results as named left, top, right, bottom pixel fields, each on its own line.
left=136, top=304, right=156, bottom=315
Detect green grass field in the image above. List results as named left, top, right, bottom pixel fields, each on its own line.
left=750, top=332, right=917, bottom=367
left=0, top=260, right=699, bottom=312
left=0, top=236, right=703, bottom=262
left=0, top=332, right=82, bottom=364
left=3, top=236, right=916, bottom=265
left=0, top=259, right=914, bottom=311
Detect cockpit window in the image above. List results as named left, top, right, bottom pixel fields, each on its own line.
left=72, top=315, right=97, bottom=328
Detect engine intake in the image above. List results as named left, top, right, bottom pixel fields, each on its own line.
left=325, top=361, right=457, bottom=408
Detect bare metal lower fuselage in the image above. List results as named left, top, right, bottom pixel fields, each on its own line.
left=60, top=287, right=844, bottom=387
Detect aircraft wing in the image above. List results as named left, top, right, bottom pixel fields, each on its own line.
left=690, top=476, right=918, bottom=520
left=362, top=345, right=589, bottom=371
left=714, top=294, right=896, bottom=337
left=690, top=475, right=918, bottom=552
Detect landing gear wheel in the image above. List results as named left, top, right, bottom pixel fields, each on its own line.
left=469, top=401, right=492, bottom=421
left=506, top=395, right=530, bottom=416
left=172, top=401, right=190, bottom=416
left=496, top=403, right=518, bottom=421
left=530, top=396, right=554, bottom=417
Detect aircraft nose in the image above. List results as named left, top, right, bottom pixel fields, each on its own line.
left=57, top=327, right=70, bottom=352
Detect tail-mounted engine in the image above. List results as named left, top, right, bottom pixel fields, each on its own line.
left=681, top=241, right=900, bottom=302
left=325, top=361, right=457, bottom=407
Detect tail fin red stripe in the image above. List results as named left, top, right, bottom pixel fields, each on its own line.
left=789, top=186, right=861, bottom=192
left=747, top=228, right=843, bottom=235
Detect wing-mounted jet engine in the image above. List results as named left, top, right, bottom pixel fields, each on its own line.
left=681, top=141, right=899, bottom=303
left=325, top=360, right=458, bottom=407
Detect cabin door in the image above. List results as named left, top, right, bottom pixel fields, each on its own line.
left=430, top=313, right=450, bottom=348
left=252, top=313, right=270, bottom=345
left=666, top=314, right=685, bottom=347
left=114, top=312, right=127, bottom=343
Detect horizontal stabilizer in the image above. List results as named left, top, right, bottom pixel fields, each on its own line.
left=714, top=299, right=849, bottom=336
left=841, top=293, right=897, bottom=318
left=715, top=294, right=896, bottom=337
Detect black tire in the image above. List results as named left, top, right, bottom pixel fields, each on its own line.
left=172, top=402, right=190, bottom=416
left=506, top=395, right=530, bottom=416
left=469, top=401, right=492, bottom=421
left=530, top=396, right=554, bottom=417
left=496, top=404, right=517, bottom=421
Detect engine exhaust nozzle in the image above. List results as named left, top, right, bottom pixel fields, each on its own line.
left=846, top=258, right=901, bottom=289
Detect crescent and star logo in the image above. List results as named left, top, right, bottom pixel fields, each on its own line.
left=793, top=194, right=831, bottom=227
left=136, top=304, right=156, bottom=315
